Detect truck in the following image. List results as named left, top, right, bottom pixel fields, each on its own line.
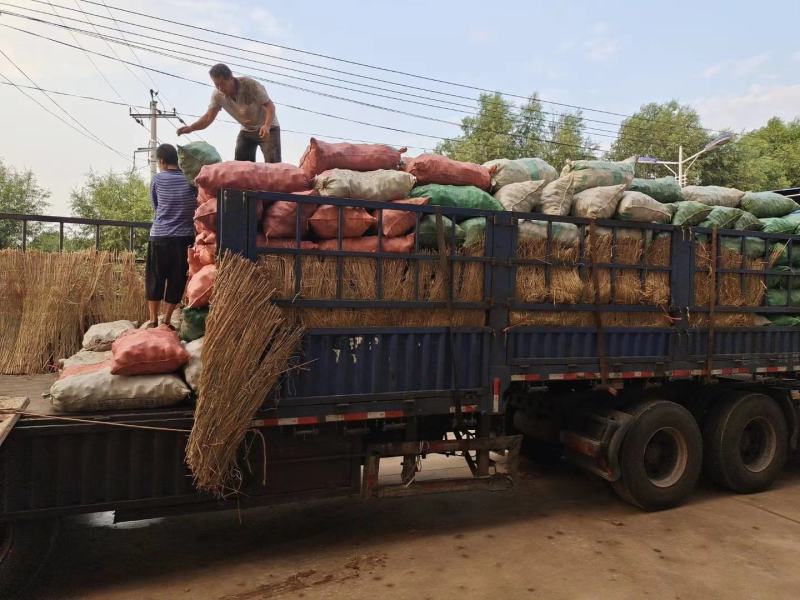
left=2, top=187, right=800, bottom=594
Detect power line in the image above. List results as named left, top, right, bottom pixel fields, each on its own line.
left=70, top=0, right=726, bottom=135
left=0, top=2, right=700, bottom=145
left=0, top=81, right=436, bottom=151
left=0, top=22, right=609, bottom=153
left=10, top=0, right=723, bottom=139
left=0, top=70, right=129, bottom=160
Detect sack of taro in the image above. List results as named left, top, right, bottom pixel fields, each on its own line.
left=299, top=138, right=405, bottom=178
left=533, top=175, right=574, bottom=216
left=615, top=191, right=672, bottom=223
left=195, top=162, right=309, bottom=196
left=111, top=326, right=189, bottom=376
left=375, top=197, right=429, bottom=237
left=739, top=191, right=799, bottom=218
left=483, top=158, right=557, bottom=190
left=409, top=184, right=502, bottom=216
left=317, top=235, right=415, bottom=253
left=309, top=205, right=376, bottom=238
left=571, top=183, right=627, bottom=219
left=561, top=158, right=636, bottom=194
left=628, top=176, right=683, bottom=204
left=681, top=185, right=744, bottom=208
left=82, top=320, right=137, bottom=352
left=59, top=349, right=112, bottom=370
left=494, top=180, right=546, bottom=212
left=177, top=141, right=221, bottom=185
left=186, top=264, right=216, bottom=309
left=402, top=154, right=491, bottom=190
left=314, top=169, right=416, bottom=202
left=49, top=360, right=190, bottom=413
left=183, top=337, right=203, bottom=392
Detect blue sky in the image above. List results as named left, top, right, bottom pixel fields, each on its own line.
left=0, top=0, right=798, bottom=214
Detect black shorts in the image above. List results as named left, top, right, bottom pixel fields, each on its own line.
left=146, top=236, right=194, bottom=304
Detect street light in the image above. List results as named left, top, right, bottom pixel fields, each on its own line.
left=636, top=132, right=735, bottom=187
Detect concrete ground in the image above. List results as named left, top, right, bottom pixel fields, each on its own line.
left=6, top=375, right=800, bottom=599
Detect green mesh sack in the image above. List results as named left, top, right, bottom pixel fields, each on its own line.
left=516, top=158, right=558, bottom=183
left=484, top=158, right=557, bottom=189
left=517, top=220, right=580, bottom=246
left=180, top=307, right=208, bottom=342
left=740, top=191, right=800, bottom=218
left=671, top=201, right=712, bottom=226
left=417, top=214, right=465, bottom=248
left=410, top=184, right=502, bottom=216
left=766, top=314, right=800, bottom=326
left=699, top=207, right=743, bottom=230
left=560, top=159, right=635, bottom=194
left=734, top=211, right=763, bottom=231
left=461, top=217, right=486, bottom=246
left=760, top=217, right=799, bottom=234
left=177, top=142, right=221, bottom=185
left=771, top=243, right=800, bottom=267
left=629, top=177, right=684, bottom=204
left=767, top=266, right=800, bottom=290
left=766, top=289, right=800, bottom=307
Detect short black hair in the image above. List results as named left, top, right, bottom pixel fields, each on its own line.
left=156, top=143, right=178, bottom=166
left=209, top=63, right=233, bottom=80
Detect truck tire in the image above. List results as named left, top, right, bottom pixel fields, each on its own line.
left=703, top=392, right=788, bottom=493
left=0, top=518, right=59, bottom=597
left=611, top=400, right=702, bottom=511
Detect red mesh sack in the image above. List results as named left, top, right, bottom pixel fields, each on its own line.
left=298, top=138, right=406, bottom=178
left=195, top=243, right=216, bottom=267
left=318, top=234, right=415, bottom=253
left=194, top=197, right=217, bottom=231
left=262, top=192, right=319, bottom=238
left=197, top=186, right=215, bottom=206
left=376, top=197, right=429, bottom=237
left=309, top=205, right=377, bottom=239
left=194, top=161, right=309, bottom=195
left=187, top=246, right=203, bottom=276
left=195, top=230, right=217, bottom=246
left=110, top=327, right=189, bottom=376
left=185, top=264, right=216, bottom=309
left=256, top=235, right=319, bottom=249
left=403, top=154, right=492, bottom=190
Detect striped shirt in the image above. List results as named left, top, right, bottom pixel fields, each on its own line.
left=150, top=169, right=196, bottom=238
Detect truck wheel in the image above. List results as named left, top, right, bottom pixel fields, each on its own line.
left=703, top=392, right=788, bottom=493
left=612, top=400, right=702, bottom=511
left=0, top=518, right=59, bottom=597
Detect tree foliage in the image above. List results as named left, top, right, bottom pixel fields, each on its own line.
left=437, top=92, right=595, bottom=170
left=70, top=170, right=153, bottom=253
left=0, top=159, right=49, bottom=249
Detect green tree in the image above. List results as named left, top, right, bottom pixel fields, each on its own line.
left=610, top=100, right=711, bottom=181
left=544, top=112, right=597, bottom=172
left=511, top=94, right=548, bottom=158
left=437, top=92, right=518, bottom=163
left=0, top=160, right=50, bottom=248
left=715, top=118, right=800, bottom=191
left=70, top=170, right=153, bottom=253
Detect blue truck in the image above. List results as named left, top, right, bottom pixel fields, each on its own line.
left=2, top=187, right=800, bottom=594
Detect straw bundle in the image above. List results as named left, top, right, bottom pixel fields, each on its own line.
left=187, top=253, right=304, bottom=497
left=0, top=250, right=146, bottom=374
left=256, top=248, right=486, bottom=328
left=691, top=242, right=774, bottom=327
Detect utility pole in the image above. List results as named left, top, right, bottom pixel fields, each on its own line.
left=130, top=90, right=177, bottom=181
left=637, top=133, right=734, bottom=187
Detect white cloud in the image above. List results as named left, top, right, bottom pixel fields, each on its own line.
left=702, top=53, right=770, bottom=79
left=695, top=84, right=800, bottom=131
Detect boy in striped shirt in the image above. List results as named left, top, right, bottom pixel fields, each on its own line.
left=146, top=144, right=196, bottom=328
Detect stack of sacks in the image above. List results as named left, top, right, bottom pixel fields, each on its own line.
left=49, top=326, right=191, bottom=413
left=483, top=157, right=558, bottom=190
left=56, top=320, right=136, bottom=370
left=188, top=160, right=312, bottom=306
left=298, top=140, right=418, bottom=253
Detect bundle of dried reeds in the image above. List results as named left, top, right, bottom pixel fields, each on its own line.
left=692, top=242, right=775, bottom=327
left=0, top=250, right=146, bottom=375
left=187, top=253, right=304, bottom=497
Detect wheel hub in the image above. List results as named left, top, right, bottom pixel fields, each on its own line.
left=643, top=427, right=688, bottom=488
left=739, top=417, right=777, bottom=473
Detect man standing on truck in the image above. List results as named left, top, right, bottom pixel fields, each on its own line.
left=176, top=63, right=281, bottom=163
left=146, top=144, right=196, bottom=329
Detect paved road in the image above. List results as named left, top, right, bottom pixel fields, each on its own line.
left=27, top=451, right=800, bottom=600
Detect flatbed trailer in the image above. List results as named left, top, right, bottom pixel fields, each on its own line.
left=2, top=188, right=800, bottom=594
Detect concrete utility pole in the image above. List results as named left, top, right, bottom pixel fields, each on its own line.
left=130, top=90, right=177, bottom=181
